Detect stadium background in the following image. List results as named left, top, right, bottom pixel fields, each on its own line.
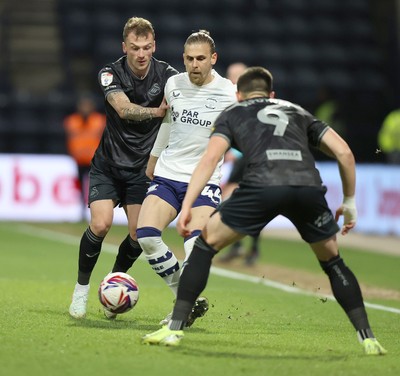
left=0, top=0, right=399, bottom=160
left=1, top=4, right=399, bottom=369
left=0, top=0, right=399, bottom=236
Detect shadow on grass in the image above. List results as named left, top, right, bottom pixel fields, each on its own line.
left=173, top=346, right=349, bottom=361
left=63, top=312, right=208, bottom=333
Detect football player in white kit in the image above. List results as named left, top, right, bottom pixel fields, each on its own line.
left=136, top=30, right=237, bottom=326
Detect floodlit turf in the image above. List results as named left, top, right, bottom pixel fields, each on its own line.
left=0, top=222, right=399, bottom=376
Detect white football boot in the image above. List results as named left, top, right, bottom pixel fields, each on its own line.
left=69, top=283, right=90, bottom=319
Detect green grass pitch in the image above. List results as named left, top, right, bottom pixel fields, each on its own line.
left=0, top=222, right=399, bottom=376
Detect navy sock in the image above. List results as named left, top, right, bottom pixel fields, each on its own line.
left=112, top=235, right=142, bottom=273
left=319, top=255, right=373, bottom=334
left=78, top=227, right=104, bottom=284
left=169, top=236, right=217, bottom=329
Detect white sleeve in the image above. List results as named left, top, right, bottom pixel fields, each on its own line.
left=150, top=110, right=171, bottom=157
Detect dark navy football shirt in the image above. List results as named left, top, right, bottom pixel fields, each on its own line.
left=213, top=97, right=330, bottom=186
left=96, top=56, right=178, bottom=170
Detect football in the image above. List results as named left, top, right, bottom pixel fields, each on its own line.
left=98, top=272, right=139, bottom=314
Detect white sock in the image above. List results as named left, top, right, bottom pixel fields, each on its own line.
left=145, top=250, right=180, bottom=296
left=74, top=282, right=90, bottom=292
left=139, top=234, right=181, bottom=296
left=182, top=235, right=198, bottom=266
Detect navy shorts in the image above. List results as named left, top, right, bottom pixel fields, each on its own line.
left=147, top=176, right=221, bottom=212
left=218, top=184, right=339, bottom=243
left=88, top=155, right=150, bottom=207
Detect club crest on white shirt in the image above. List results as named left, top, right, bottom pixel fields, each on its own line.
left=205, top=97, right=217, bottom=109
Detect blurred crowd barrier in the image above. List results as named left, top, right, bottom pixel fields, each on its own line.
left=0, top=154, right=399, bottom=236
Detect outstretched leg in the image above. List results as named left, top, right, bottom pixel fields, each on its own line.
left=311, top=237, right=387, bottom=355
left=142, top=235, right=216, bottom=346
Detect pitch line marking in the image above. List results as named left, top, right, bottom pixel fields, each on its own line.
left=14, top=223, right=400, bottom=315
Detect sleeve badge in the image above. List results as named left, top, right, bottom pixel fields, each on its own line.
left=101, top=72, right=113, bottom=86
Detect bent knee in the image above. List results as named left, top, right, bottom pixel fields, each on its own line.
left=90, top=219, right=112, bottom=237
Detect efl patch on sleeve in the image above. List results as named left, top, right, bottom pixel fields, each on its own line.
left=101, top=72, right=113, bottom=86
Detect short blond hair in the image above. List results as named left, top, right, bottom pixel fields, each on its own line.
left=123, top=17, right=155, bottom=41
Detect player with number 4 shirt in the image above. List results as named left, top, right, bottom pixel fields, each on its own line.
left=135, top=30, right=236, bottom=325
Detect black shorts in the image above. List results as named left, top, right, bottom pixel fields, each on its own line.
left=217, top=184, right=339, bottom=243
left=88, top=155, right=150, bottom=207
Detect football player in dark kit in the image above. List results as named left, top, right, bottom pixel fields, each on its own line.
left=142, top=67, right=387, bottom=356
left=69, top=17, right=178, bottom=319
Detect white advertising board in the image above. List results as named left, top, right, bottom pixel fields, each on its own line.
left=0, top=154, right=399, bottom=236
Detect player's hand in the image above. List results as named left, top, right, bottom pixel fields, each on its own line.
left=145, top=163, right=155, bottom=180
left=145, top=166, right=154, bottom=180
left=154, top=98, right=169, bottom=118
left=145, top=155, right=158, bottom=180
left=177, top=207, right=192, bottom=238
left=335, top=196, right=357, bottom=235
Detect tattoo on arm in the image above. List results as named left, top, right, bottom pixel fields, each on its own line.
left=108, top=91, right=154, bottom=121
left=122, top=106, right=153, bottom=121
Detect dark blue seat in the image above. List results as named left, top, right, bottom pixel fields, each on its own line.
left=282, top=15, right=313, bottom=41
left=285, top=41, right=317, bottom=65
left=217, top=40, right=254, bottom=69
left=256, top=41, right=286, bottom=67
left=321, top=68, right=354, bottom=91
left=153, top=36, right=184, bottom=71
left=317, top=44, right=350, bottom=67
left=311, top=17, right=346, bottom=43
left=93, top=34, right=124, bottom=68
left=92, top=10, right=123, bottom=37
left=61, top=9, right=92, bottom=54
left=154, top=12, right=190, bottom=37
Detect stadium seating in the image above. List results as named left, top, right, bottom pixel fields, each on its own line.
left=1, top=0, right=393, bottom=162
left=56, top=0, right=390, bottom=104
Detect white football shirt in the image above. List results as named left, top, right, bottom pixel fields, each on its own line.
left=154, top=70, right=237, bottom=184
